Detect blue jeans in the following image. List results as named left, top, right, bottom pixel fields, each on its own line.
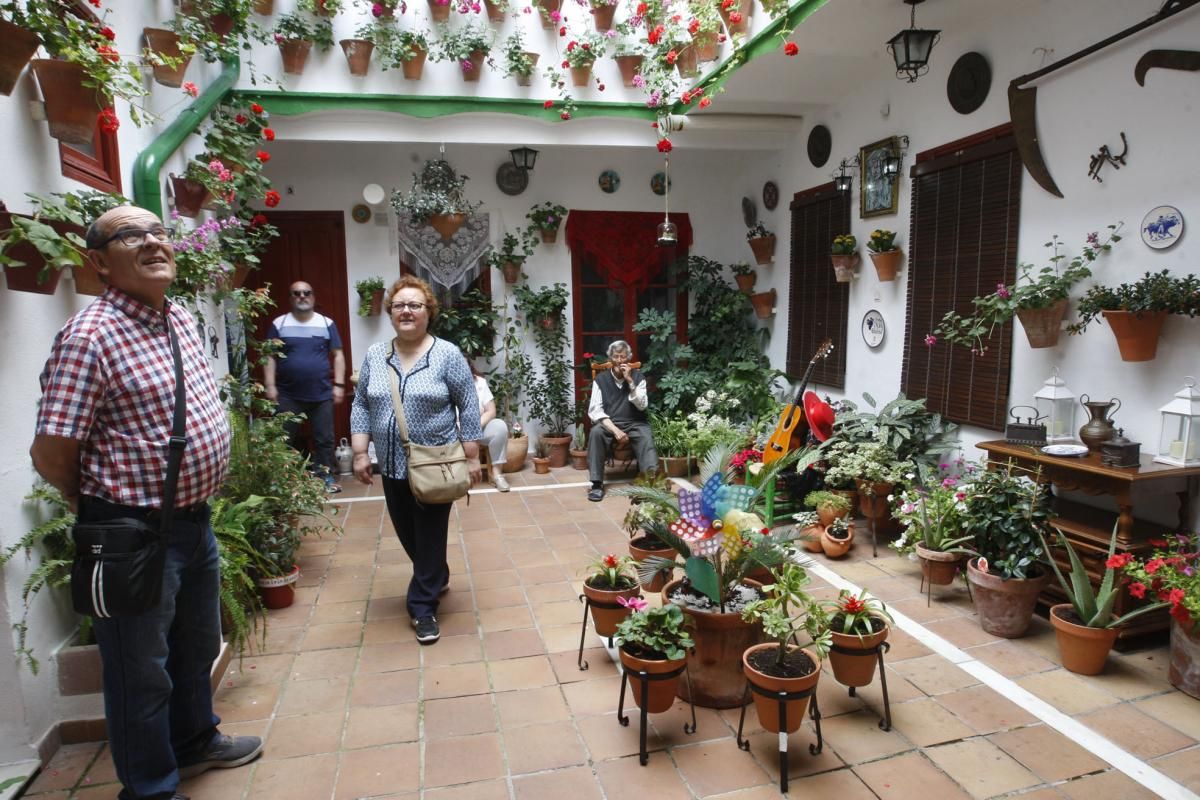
left=82, top=497, right=222, bottom=800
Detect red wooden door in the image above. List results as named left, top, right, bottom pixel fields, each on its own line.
left=246, top=211, right=353, bottom=443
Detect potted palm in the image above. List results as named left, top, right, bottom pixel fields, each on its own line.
left=866, top=229, right=901, bottom=281
left=613, top=599, right=694, bottom=712
left=830, top=234, right=859, bottom=282
left=746, top=222, right=775, bottom=265
left=821, top=589, right=892, bottom=687
left=581, top=553, right=642, bottom=636
left=391, top=158, right=482, bottom=241
left=740, top=562, right=830, bottom=733
left=273, top=12, right=334, bottom=74
left=527, top=201, right=567, bottom=243
left=892, top=464, right=976, bottom=587
left=497, top=31, right=539, bottom=86
left=1122, top=532, right=1200, bottom=698
left=431, top=22, right=492, bottom=83
left=355, top=276, right=385, bottom=316
left=1066, top=269, right=1200, bottom=362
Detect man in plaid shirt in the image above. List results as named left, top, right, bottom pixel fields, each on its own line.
left=31, top=206, right=261, bottom=800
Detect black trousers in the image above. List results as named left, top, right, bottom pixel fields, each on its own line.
left=381, top=477, right=451, bottom=620
left=277, top=395, right=334, bottom=478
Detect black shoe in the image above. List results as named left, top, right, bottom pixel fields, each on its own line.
left=587, top=486, right=605, bottom=502
left=412, top=615, right=440, bottom=644
left=177, top=734, right=263, bottom=779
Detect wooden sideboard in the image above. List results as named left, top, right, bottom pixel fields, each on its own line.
left=977, top=440, right=1200, bottom=647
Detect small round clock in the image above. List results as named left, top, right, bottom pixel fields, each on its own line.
left=861, top=309, right=885, bottom=349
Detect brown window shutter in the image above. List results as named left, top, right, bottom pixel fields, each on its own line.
left=787, top=183, right=850, bottom=389
left=901, top=128, right=1022, bottom=431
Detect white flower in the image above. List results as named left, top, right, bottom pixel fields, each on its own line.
left=728, top=398, right=740, bottom=407
left=705, top=390, right=717, bottom=400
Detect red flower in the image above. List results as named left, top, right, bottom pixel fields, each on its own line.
left=721, top=0, right=734, bottom=8
left=558, top=26, right=566, bottom=35
left=597, top=83, right=605, bottom=91
left=665, top=49, right=678, bottom=65
left=688, top=18, right=699, bottom=34
left=543, top=99, right=554, bottom=109
left=1167, top=588, right=1186, bottom=606
left=99, top=26, right=116, bottom=41
left=681, top=90, right=691, bottom=103
left=98, top=107, right=119, bottom=133
left=1105, top=553, right=1132, bottom=569
left=784, top=41, right=799, bottom=56
left=602, top=554, right=618, bottom=568
left=567, top=40, right=576, bottom=51
left=1146, top=558, right=1164, bottom=574
left=561, top=60, right=569, bottom=68
left=699, top=96, right=712, bottom=108
left=96, top=44, right=119, bottom=63
left=581, top=42, right=590, bottom=50
left=670, top=13, right=679, bottom=22
left=1171, top=603, right=1194, bottom=625
left=256, top=150, right=271, bottom=163
left=251, top=213, right=269, bottom=227
left=182, top=81, right=199, bottom=97
left=656, top=138, right=672, bottom=153
left=647, top=24, right=663, bottom=44
left=718, top=33, right=726, bottom=43
left=728, top=11, right=742, bottom=24
left=636, top=2, right=647, bottom=14
left=582, top=352, right=594, bottom=359
left=236, top=114, right=248, bottom=125
left=560, top=110, right=571, bottom=120
left=1149, top=538, right=1168, bottom=547
left=264, top=189, right=281, bottom=207
left=1128, top=582, right=1147, bottom=599
left=250, top=102, right=264, bottom=114
left=263, top=128, right=275, bottom=141
left=841, top=595, right=868, bottom=614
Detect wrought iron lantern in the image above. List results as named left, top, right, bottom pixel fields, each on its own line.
left=509, top=146, right=539, bottom=171
left=1034, top=367, right=1076, bottom=443
left=887, top=0, right=940, bottom=82
left=657, top=156, right=677, bottom=246
left=1155, top=376, right=1200, bottom=466
left=883, top=135, right=910, bottom=177
left=834, top=158, right=853, bottom=193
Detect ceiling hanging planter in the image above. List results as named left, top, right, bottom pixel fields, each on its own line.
left=428, top=213, right=467, bottom=242
left=0, top=20, right=41, bottom=96
left=31, top=60, right=106, bottom=146
left=144, top=28, right=192, bottom=88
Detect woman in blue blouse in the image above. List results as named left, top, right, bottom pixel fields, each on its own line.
left=350, top=276, right=483, bottom=645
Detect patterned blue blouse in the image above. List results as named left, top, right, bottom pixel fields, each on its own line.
left=350, top=337, right=483, bottom=480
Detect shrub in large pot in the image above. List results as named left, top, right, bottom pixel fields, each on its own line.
left=580, top=553, right=641, bottom=637
left=962, top=460, right=1052, bottom=638
left=804, top=490, right=851, bottom=528
left=1066, top=268, right=1200, bottom=362
left=613, top=600, right=694, bottom=713
left=1121, top=531, right=1200, bottom=697
left=821, top=589, right=892, bottom=687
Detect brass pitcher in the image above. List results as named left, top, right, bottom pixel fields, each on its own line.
left=1078, top=394, right=1121, bottom=452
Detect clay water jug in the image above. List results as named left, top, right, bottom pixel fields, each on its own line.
left=1078, top=395, right=1120, bottom=452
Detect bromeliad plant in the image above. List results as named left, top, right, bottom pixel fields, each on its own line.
left=613, top=599, right=694, bottom=660
left=585, top=553, right=639, bottom=590
left=741, top=562, right=831, bottom=666
left=821, top=589, right=893, bottom=637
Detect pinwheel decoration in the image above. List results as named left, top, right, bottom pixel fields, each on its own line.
left=668, top=473, right=763, bottom=603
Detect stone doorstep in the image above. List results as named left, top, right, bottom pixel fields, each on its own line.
left=57, top=636, right=232, bottom=698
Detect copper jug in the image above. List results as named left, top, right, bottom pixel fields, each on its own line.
left=1078, top=394, right=1120, bottom=452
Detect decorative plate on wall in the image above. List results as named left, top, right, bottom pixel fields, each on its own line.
left=742, top=196, right=757, bottom=227
left=807, top=125, right=832, bottom=168
left=598, top=169, right=620, bottom=194
left=861, top=309, right=885, bottom=349
left=650, top=171, right=672, bottom=196
left=1140, top=205, right=1184, bottom=249
left=351, top=204, right=372, bottom=224
left=495, top=161, right=529, bottom=196
left=947, top=52, right=991, bottom=115
left=762, top=181, right=779, bottom=211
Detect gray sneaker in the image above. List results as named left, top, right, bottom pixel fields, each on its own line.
left=177, top=734, right=263, bottom=778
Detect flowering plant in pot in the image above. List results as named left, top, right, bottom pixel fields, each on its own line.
left=169, top=215, right=245, bottom=302
left=686, top=0, right=723, bottom=61
left=374, top=26, right=429, bottom=77
left=613, top=598, right=695, bottom=711
left=746, top=221, right=774, bottom=265
left=866, top=228, right=902, bottom=281
left=820, top=589, right=893, bottom=687
left=392, top=158, right=481, bottom=234
left=341, top=19, right=395, bottom=75
left=527, top=201, right=567, bottom=243
left=611, top=39, right=646, bottom=87
left=930, top=224, right=1122, bottom=355
left=892, top=463, right=976, bottom=586
left=588, top=0, right=619, bottom=31
left=273, top=12, right=335, bottom=74
left=496, top=30, right=539, bottom=85
left=299, top=0, right=344, bottom=14
left=830, top=233, right=858, bottom=282
left=581, top=553, right=642, bottom=636
left=431, top=21, right=493, bottom=81
left=562, top=29, right=607, bottom=87
left=1066, top=269, right=1200, bottom=362
left=486, top=228, right=538, bottom=283
left=355, top=275, right=385, bottom=316
left=1122, top=532, right=1200, bottom=697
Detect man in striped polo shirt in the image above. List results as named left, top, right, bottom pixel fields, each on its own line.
left=31, top=206, right=261, bottom=800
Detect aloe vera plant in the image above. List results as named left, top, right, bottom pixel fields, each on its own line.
left=1039, top=523, right=1165, bottom=628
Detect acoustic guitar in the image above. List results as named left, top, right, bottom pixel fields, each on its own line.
left=762, top=339, right=833, bottom=465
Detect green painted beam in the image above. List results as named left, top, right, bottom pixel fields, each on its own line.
left=231, top=91, right=658, bottom=122
left=132, top=58, right=240, bottom=216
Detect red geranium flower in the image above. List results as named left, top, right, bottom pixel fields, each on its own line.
left=250, top=102, right=264, bottom=114
left=256, top=150, right=271, bottom=163
left=721, top=0, right=734, bottom=8
left=263, top=128, right=275, bottom=141
left=665, top=49, right=678, bottom=65
left=1105, top=553, right=1132, bottom=569
left=699, top=96, right=712, bottom=108
left=687, top=19, right=699, bottom=34
left=96, top=44, right=119, bottom=63
left=647, top=25, right=663, bottom=45
left=728, top=11, right=742, bottom=24
left=543, top=99, right=554, bottom=108
left=561, top=60, right=569, bottom=68
left=784, top=41, right=799, bottom=56
left=182, top=81, right=199, bottom=97
left=98, top=107, right=119, bottom=133
left=100, top=26, right=115, bottom=41
left=567, top=40, right=576, bottom=51
left=560, top=110, right=571, bottom=120
left=558, top=25, right=566, bottom=35
left=1171, top=603, right=1193, bottom=625
left=251, top=213, right=269, bottom=227
left=681, top=89, right=691, bottom=103
left=235, top=114, right=247, bottom=125
left=264, top=189, right=281, bottom=207
left=1146, top=558, right=1164, bottom=574
left=1167, top=588, right=1186, bottom=605
left=656, top=138, right=672, bottom=153
left=636, top=2, right=647, bottom=14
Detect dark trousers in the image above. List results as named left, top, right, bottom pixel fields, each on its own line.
left=381, top=477, right=452, bottom=619
left=587, top=419, right=658, bottom=483
left=277, top=395, right=334, bottom=477
left=80, top=496, right=221, bottom=800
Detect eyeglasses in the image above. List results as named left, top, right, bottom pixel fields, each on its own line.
left=99, top=226, right=175, bottom=248
left=390, top=302, right=427, bottom=313
left=291, top=290, right=314, bottom=297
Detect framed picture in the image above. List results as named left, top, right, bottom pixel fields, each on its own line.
left=859, top=136, right=900, bottom=218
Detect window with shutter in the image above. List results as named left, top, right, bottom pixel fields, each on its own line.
left=900, top=124, right=1022, bottom=431
left=786, top=183, right=850, bottom=388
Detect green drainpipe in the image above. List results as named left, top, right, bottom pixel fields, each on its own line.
left=132, top=57, right=241, bottom=216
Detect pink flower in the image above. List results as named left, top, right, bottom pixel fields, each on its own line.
left=617, top=596, right=648, bottom=611
left=550, top=9, right=560, bottom=20
left=977, top=557, right=989, bottom=573
left=995, top=283, right=1011, bottom=299
left=372, top=2, right=384, bottom=15
left=273, top=33, right=284, bottom=44
left=182, top=81, right=199, bottom=97
left=632, top=73, right=645, bottom=87
left=208, top=159, right=225, bottom=173
left=924, top=334, right=937, bottom=347
left=1086, top=231, right=1099, bottom=245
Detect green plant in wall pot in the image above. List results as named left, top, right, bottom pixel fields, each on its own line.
left=497, top=30, right=539, bottom=83
left=0, top=190, right=125, bottom=289
left=527, top=202, right=567, bottom=242
left=355, top=276, right=385, bottom=317
left=372, top=26, right=430, bottom=71
left=392, top=158, right=482, bottom=228
left=513, top=282, right=574, bottom=438
left=1066, top=269, right=1200, bottom=362
left=431, top=21, right=493, bottom=79
left=273, top=12, right=335, bottom=73
left=488, top=302, right=534, bottom=431
left=487, top=228, right=538, bottom=283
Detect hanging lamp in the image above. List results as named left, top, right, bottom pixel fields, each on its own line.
left=657, top=156, right=677, bottom=246
left=886, top=0, right=940, bottom=82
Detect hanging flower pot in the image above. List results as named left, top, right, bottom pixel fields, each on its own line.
left=500, top=260, right=523, bottom=284
left=693, top=30, right=719, bottom=62
left=828, top=618, right=889, bottom=687
left=537, top=0, right=561, bottom=29
left=966, top=558, right=1049, bottom=638
left=340, top=39, right=374, bottom=76
left=734, top=272, right=756, bottom=293
left=0, top=213, right=68, bottom=295
left=460, top=50, right=487, bottom=83
left=211, top=13, right=236, bottom=40
left=915, top=544, right=966, bottom=586
left=1049, top=604, right=1119, bottom=675
left=229, top=264, right=254, bottom=290
left=278, top=39, right=313, bottom=74
left=830, top=252, right=859, bottom=282
left=717, top=0, right=753, bottom=35
left=748, top=235, right=775, bottom=265
left=170, top=175, right=210, bottom=218
left=1016, top=299, right=1069, bottom=349
left=674, top=46, right=699, bottom=78
left=749, top=289, right=776, bottom=319
left=143, top=28, right=192, bottom=88
left=401, top=47, right=427, bottom=80
left=582, top=577, right=641, bottom=637
left=742, top=643, right=821, bottom=733
left=619, top=646, right=687, bottom=713
left=428, top=212, right=466, bottom=241
left=569, top=64, right=592, bottom=87
left=0, top=20, right=41, bottom=96
left=591, top=2, right=616, bottom=31
left=252, top=0, right=274, bottom=13
left=539, top=226, right=559, bottom=244
left=614, top=54, right=644, bottom=88
left=484, top=0, right=506, bottom=21
left=31, top=60, right=105, bottom=146
left=515, top=52, right=539, bottom=86
left=1101, top=309, right=1167, bottom=362
left=428, top=0, right=451, bottom=21
left=628, top=535, right=674, bottom=592
left=256, top=565, right=300, bottom=610
left=73, top=258, right=106, bottom=296
left=869, top=249, right=902, bottom=282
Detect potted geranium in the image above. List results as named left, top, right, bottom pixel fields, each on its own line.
left=821, top=589, right=893, bottom=687
left=930, top=225, right=1123, bottom=355
left=1066, top=269, right=1200, bottom=362
left=374, top=25, right=429, bottom=79
left=588, top=0, right=619, bottom=30
left=431, top=21, right=492, bottom=82
left=482, top=0, right=507, bottom=22
left=273, top=12, right=334, bottom=74
left=392, top=158, right=482, bottom=240
left=830, top=234, right=858, bottom=282
left=1123, top=532, right=1200, bottom=697
left=892, top=464, right=976, bottom=588
left=355, top=276, right=385, bottom=316
left=687, top=0, right=723, bottom=61
left=487, top=228, right=537, bottom=283
left=0, top=3, right=41, bottom=95
left=527, top=201, right=568, bottom=243
left=746, top=222, right=775, bottom=265
left=496, top=30, right=539, bottom=86
left=581, top=553, right=642, bottom=636
left=613, top=598, right=694, bottom=712
left=731, top=261, right=755, bottom=293
left=612, top=41, right=645, bottom=87
left=340, top=19, right=390, bottom=76
left=866, top=228, right=901, bottom=281
left=142, top=26, right=197, bottom=88
left=562, top=30, right=606, bottom=87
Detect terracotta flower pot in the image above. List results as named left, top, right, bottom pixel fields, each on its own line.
left=252, top=0, right=274, bottom=13
left=359, top=288, right=384, bottom=315
left=869, top=249, right=902, bottom=282
left=734, top=272, right=756, bottom=293
left=800, top=524, right=825, bottom=553
left=620, top=647, right=686, bottom=712
left=821, top=524, right=854, bottom=558
left=210, top=13, right=235, bottom=40
left=340, top=39, right=374, bottom=76
left=855, top=480, right=893, bottom=519
left=693, top=29, right=719, bottom=62
left=537, top=0, right=560, bottom=29
left=591, top=2, right=616, bottom=31
left=460, top=50, right=487, bottom=82
left=170, top=175, right=210, bottom=218
left=143, top=28, right=192, bottom=88
left=539, top=227, right=559, bottom=244
left=664, top=578, right=764, bottom=708
left=742, top=643, right=821, bottom=733
left=748, top=235, right=775, bottom=265
left=1049, top=604, right=1118, bottom=675
left=484, top=0, right=506, bottom=21
left=226, top=264, right=253, bottom=291
left=718, top=0, right=753, bottom=34
left=1015, top=299, right=1069, bottom=349
left=828, top=618, right=889, bottom=687
left=32, top=59, right=105, bottom=146
left=660, top=455, right=690, bottom=477
left=72, top=259, right=106, bottom=296
left=428, top=0, right=451, bottom=21
left=628, top=535, right=674, bottom=592
left=256, top=565, right=300, bottom=610
left=541, top=434, right=571, bottom=467
left=515, top=52, right=539, bottom=86
left=402, top=48, right=427, bottom=80
left=0, top=212, right=81, bottom=295
left=1101, top=309, right=1168, bottom=362
left=1169, top=619, right=1200, bottom=699
left=749, top=289, right=776, bottom=319
left=966, top=558, right=1049, bottom=638
left=674, top=46, right=699, bottom=78
left=0, top=19, right=40, bottom=96
left=569, top=65, right=592, bottom=87
left=915, top=544, right=965, bottom=586
left=504, top=437, right=528, bottom=473
left=614, top=54, right=644, bottom=88
left=500, top=260, right=523, bottom=283
left=815, top=504, right=849, bottom=528
left=428, top=212, right=466, bottom=241
left=830, top=253, right=859, bottom=283
left=569, top=448, right=588, bottom=470
left=278, top=39, right=313, bottom=75
left=532, top=456, right=550, bottom=474
left=582, top=577, right=641, bottom=637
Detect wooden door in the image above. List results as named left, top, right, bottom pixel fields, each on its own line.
left=246, top=211, right=353, bottom=443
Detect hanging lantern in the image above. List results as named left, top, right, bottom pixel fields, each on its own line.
left=1155, top=376, right=1200, bottom=466
left=834, top=158, right=853, bottom=193
left=657, top=156, right=677, bottom=246
left=886, top=0, right=940, bottom=83
left=1034, top=367, right=1076, bottom=443
left=509, top=146, right=539, bottom=171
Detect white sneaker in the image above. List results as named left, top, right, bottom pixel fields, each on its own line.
left=493, top=473, right=510, bottom=492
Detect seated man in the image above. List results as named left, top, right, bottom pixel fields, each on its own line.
left=586, top=340, right=658, bottom=501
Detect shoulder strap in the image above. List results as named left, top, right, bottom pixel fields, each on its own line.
left=159, top=315, right=188, bottom=532
left=387, top=342, right=410, bottom=443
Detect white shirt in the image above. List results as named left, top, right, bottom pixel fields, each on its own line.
left=588, top=371, right=649, bottom=423
left=474, top=375, right=494, bottom=408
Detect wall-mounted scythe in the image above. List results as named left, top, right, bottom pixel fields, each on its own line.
left=1008, top=0, right=1200, bottom=198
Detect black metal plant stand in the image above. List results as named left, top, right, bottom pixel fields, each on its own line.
left=919, top=568, right=973, bottom=607
left=831, top=639, right=894, bottom=731
left=735, top=681, right=824, bottom=794
left=577, top=593, right=623, bottom=671
left=616, top=662, right=698, bottom=765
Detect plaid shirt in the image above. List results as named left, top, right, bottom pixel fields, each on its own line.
left=36, top=287, right=231, bottom=508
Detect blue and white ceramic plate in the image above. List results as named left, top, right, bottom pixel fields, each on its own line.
left=1140, top=205, right=1184, bottom=250
left=1041, top=444, right=1089, bottom=457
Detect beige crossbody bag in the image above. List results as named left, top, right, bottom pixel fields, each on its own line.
left=386, top=352, right=471, bottom=505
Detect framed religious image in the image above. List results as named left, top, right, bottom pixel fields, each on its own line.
left=858, top=136, right=900, bottom=218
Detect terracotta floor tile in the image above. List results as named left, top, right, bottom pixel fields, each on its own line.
left=672, top=739, right=772, bottom=795
left=289, top=647, right=358, bottom=681
left=263, top=710, right=344, bottom=759
left=472, top=586, right=527, bottom=609
left=532, top=599, right=586, bottom=628
left=370, top=579, right=411, bottom=599
left=595, top=753, right=695, bottom=799
left=988, top=724, right=1107, bottom=782
left=1151, top=746, right=1200, bottom=787
left=365, top=595, right=409, bottom=621
left=275, top=674, right=350, bottom=716
left=964, top=638, right=1058, bottom=678
left=925, top=738, right=1041, bottom=798
left=349, top=669, right=420, bottom=707
left=213, top=681, right=282, bottom=722
left=847, top=667, right=927, bottom=708
left=887, top=596, right=966, bottom=624
left=483, top=628, right=546, bottom=661
left=420, top=634, right=484, bottom=667
left=489, top=654, right=558, bottom=691
left=436, top=611, right=481, bottom=637
left=517, top=564, right=572, bottom=584
left=542, top=623, right=587, bottom=653
left=342, top=702, right=420, bottom=749
left=471, top=569, right=522, bottom=589
left=890, top=654, right=980, bottom=696
left=423, top=778, right=511, bottom=800
left=491, top=686, right=569, bottom=729
left=886, top=697, right=975, bottom=747
left=357, top=641, right=422, bottom=674
left=1056, top=769, right=1162, bottom=800
left=423, top=733, right=506, bottom=787
left=423, top=694, right=498, bottom=739
left=174, top=763, right=253, bottom=798
left=334, top=743, right=420, bottom=799
left=249, top=752, right=338, bottom=800
left=563, top=675, right=625, bottom=716
left=853, top=751, right=972, bottom=800
left=767, top=767, right=877, bottom=799
left=26, top=742, right=102, bottom=793
left=478, top=605, right=535, bottom=632
left=310, top=600, right=369, bottom=626
left=741, top=728, right=845, bottom=781
left=576, top=713, right=668, bottom=761
left=503, top=720, right=589, bottom=774
left=423, top=661, right=491, bottom=700
left=647, top=700, right=730, bottom=748
left=317, top=580, right=371, bottom=605
left=72, top=787, right=121, bottom=799
left=818, top=709, right=916, bottom=764
left=245, top=624, right=305, bottom=655
left=223, top=653, right=296, bottom=688
left=1134, top=692, right=1200, bottom=739
left=525, top=581, right=581, bottom=604
left=1076, top=661, right=1181, bottom=701
left=264, top=601, right=315, bottom=627
left=512, top=765, right=604, bottom=800
left=882, top=627, right=935, bottom=662
left=550, top=648, right=620, bottom=683
left=934, top=684, right=1038, bottom=734
left=1078, top=703, right=1195, bottom=758
left=1015, top=669, right=1121, bottom=715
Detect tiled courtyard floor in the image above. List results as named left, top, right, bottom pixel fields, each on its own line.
left=19, top=467, right=1200, bottom=799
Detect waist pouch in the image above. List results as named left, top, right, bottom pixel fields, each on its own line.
left=70, top=518, right=166, bottom=618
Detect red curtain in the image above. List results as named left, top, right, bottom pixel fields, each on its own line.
left=565, top=210, right=693, bottom=289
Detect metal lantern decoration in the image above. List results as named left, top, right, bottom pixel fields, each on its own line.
left=1155, top=376, right=1200, bottom=466
left=883, top=135, right=910, bottom=177
left=656, top=156, right=677, bottom=246
left=509, top=146, right=539, bottom=171
left=886, top=0, right=940, bottom=82
left=834, top=158, right=853, bottom=193
left=1034, top=367, right=1076, bottom=443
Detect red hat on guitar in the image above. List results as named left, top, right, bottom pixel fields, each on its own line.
left=803, top=391, right=835, bottom=442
